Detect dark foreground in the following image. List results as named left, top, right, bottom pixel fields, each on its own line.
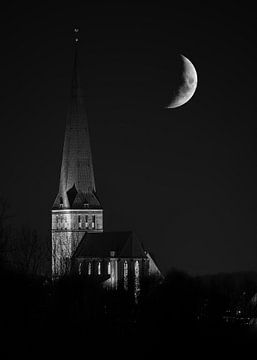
left=1, top=268, right=257, bottom=359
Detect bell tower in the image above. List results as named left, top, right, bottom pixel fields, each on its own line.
left=52, top=29, right=103, bottom=277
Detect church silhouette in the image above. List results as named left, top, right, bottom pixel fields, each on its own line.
left=51, top=30, right=162, bottom=294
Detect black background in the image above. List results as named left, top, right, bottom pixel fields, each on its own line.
left=1, top=1, right=257, bottom=274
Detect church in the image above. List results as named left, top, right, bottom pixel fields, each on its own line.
left=51, top=31, right=161, bottom=294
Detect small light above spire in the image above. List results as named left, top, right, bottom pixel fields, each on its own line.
left=74, top=28, right=79, bottom=43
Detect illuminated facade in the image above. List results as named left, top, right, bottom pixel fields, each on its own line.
left=72, top=231, right=160, bottom=293
left=52, top=32, right=162, bottom=290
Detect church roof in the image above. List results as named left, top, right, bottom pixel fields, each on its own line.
left=53, top=31, right=100, bottom=210
left=73, top=231, right=147, bottom=259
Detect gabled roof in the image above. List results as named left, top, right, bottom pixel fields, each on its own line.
left=73, top=231, right=147, bottom=259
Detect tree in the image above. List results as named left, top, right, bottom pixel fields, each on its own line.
left=0, top=196, right=14, bottom=268
left=11, top=227, right=48, bottom=275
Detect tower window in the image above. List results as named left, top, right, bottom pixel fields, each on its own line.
left=85, top=215, right=88, bottom=229
left=56, top=216, right=59, bottom=229
left=98, top=262, right=101, bottom=275
left=92, top=215, right=95, bottom=229
left=78, top=215, right=81, bottom=229
left=107, top=261, right=111, bottom=275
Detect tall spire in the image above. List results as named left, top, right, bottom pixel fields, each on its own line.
left=53, top=28, right=100, bottom=209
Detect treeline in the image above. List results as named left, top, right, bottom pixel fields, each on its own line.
left=0, top=196, right=50, bottom=276
left=1, top=267, right=257, bottom=358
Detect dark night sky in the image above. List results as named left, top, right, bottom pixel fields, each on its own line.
left=1, top=1, right=257, bottom=275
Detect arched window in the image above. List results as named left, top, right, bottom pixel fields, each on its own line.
left=134, top=261, right=140, bottom=295
left=107, top=261, right=111, bottom=275
left=88, top=262, right=92, bottom=275
left=124, top=261, right=128, bottom=290
left=78, top=262, right=82, bottom=275
left=98, top=262, right=101, bottom=275
left=135, top=260, right=140, bottom=276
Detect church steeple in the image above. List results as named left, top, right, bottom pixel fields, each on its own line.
left=53, top=29, right=100, bottom=210
left=51, top=29, right=103, bottom=277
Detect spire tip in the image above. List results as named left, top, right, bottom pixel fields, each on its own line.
left=74, top=28, right=79, bottom=43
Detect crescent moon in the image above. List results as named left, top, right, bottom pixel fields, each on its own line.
left=167, top=55, right=198, bottom=108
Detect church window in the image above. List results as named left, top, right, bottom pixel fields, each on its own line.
left=85, top=215, right=88, bottom=229
left=134, top=261, right=140, bottom=296
left=98, top=262, right=101, bottom=275
left=60, top=197, right=63, bottom=208
left=88, top=262, right=92, bottom=275
left=135, top=260, right=140, bottom=276
left=124, top=261, right=128, bottom=290
left=78, top=262, right=82, bottom=275
left=108, top=261, right=111, bottom=275
left=78, top=215, right=81, bottom=229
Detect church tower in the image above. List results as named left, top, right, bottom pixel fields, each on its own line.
left=52, top=30, right=103, bottom=277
